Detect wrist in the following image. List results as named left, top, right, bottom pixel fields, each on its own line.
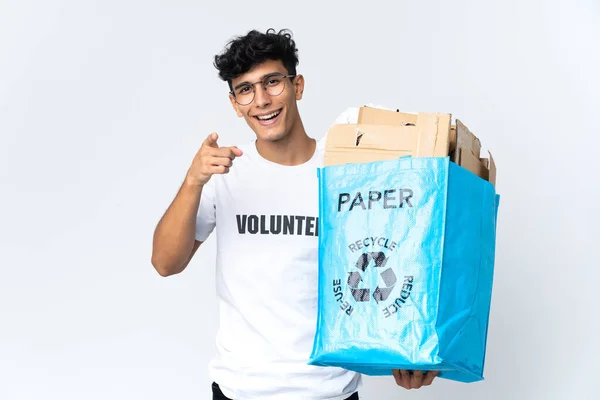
left=184, top=171, right=206, bottom=190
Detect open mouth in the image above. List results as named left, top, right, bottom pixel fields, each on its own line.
left=254, top=109, right=282, bottom=124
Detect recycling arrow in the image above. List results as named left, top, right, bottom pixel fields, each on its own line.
left=355, top=251, right=389, bottom=271
left=348, top=271, right=369, bottom=302
left=348, top=251, right=396, bottom=303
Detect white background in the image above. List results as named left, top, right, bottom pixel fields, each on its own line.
left=1, top=0, right=598, bottom=399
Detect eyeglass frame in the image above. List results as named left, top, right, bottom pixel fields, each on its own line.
left=229, top=72, right=297, bottom=105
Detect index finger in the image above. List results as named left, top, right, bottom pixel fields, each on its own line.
left=392, top=369, right=410, bottom=389
left=212, top=146, right=240, bottom=160
left=399, top=369, right=411, bottom=389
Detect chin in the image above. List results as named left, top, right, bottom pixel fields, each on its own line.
left=252, top=121, right=290, bottom=142
left=256, top=130, right=288, bottom=142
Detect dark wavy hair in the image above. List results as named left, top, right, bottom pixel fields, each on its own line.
left=213, top=28, right=299, bottom=91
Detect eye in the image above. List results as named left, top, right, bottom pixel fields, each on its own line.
left=237, top=86, right=251, bottom=95
left=265, top=78, right=282, bottom=86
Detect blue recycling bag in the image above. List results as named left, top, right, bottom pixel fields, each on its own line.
left=309, top=156, right=500, bottom=383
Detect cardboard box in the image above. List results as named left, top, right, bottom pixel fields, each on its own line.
left=324, top=106, right=496, bottom=187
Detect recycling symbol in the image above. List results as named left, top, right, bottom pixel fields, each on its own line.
left=347, top=251, right=397, bottom=303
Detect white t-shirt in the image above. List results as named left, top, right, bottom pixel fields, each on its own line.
left=195, top=137, right=362, bottom=400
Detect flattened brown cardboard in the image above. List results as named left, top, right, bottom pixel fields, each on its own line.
left=324, top=106, right=497, bottom=187
left=324, top=111, right=451, bottom=166
left=324, top=124, right=416, bottom=166
left=357, top=106, right=418, bottom=126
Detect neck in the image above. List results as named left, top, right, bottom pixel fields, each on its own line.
left=255, top=117, right=316, bottom=166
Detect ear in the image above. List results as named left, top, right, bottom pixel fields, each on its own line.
left=293, top=74, right=305, bottom=101
left=229, top=93, right=244, bottom=117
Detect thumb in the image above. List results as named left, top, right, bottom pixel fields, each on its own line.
left=204, top=132, right=219, bottom=148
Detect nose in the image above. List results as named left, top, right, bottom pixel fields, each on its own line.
left=253, top=85, right=272, bottom=108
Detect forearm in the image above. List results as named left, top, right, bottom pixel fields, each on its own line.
left=152, top=175, right=204, bottom=276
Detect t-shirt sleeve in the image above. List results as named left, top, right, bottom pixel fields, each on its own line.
left=195, top=178, right=217, bottom=242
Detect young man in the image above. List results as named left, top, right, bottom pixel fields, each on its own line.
left=151, top=28, right=438, bottom=399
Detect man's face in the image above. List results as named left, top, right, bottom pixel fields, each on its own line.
left=229, top=59, right=304, bottom=143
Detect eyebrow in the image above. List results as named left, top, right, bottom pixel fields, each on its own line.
left=233, top=72, right=282, bottom=90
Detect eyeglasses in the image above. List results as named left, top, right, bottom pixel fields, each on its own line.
left=230, top=73, right=296, bottom=106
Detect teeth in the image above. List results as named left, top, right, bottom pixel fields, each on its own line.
left=257, top=110, right=280, bottom=120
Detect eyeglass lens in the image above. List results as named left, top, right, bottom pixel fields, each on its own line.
left=233, top=74, right=288, bottom=105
